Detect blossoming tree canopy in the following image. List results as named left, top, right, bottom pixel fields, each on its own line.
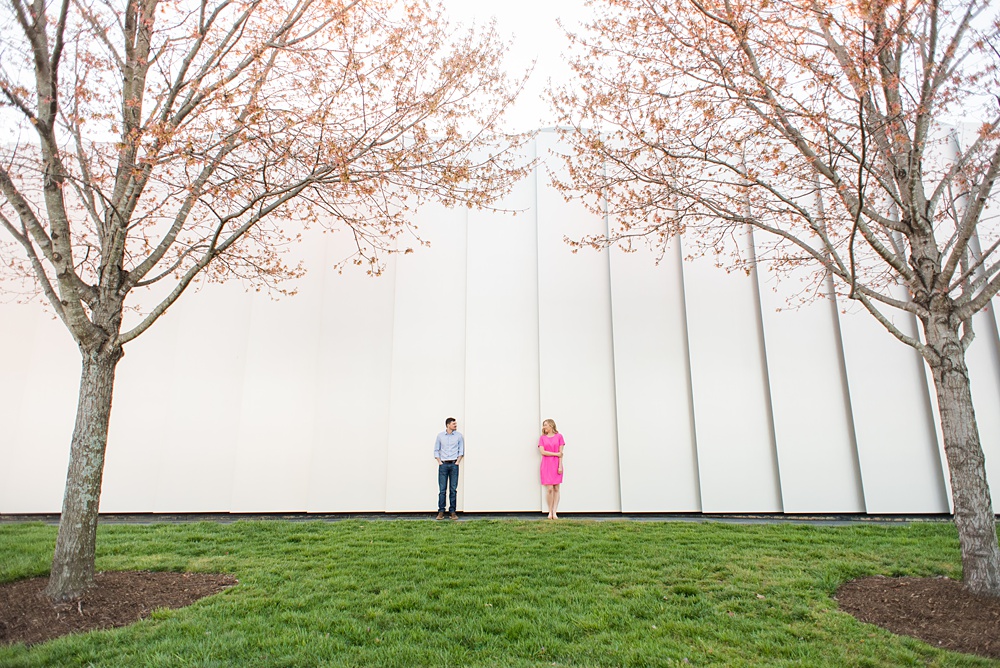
left=0, top=0, right=529, bottom=601
left=551, top=0, right=1000, bottom=595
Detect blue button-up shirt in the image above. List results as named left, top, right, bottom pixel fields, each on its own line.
left=434, top=430, right=465, bottom=461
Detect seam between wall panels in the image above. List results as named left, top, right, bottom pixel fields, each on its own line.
left=149, top=303, right=180, bottom=513
left=227, top=285, right=258, bottom=514
left=302, top=233, right=331, bottom=512
left=602, top=161, right=624, bottom=513
left=674, top=235, right=703, bottom=512
left=950, top=130, right=1000, bottom=512
left=534, top=134, right=544, bottom=512
left=909, top=288, right=952, bottom=512
left=970, top=230, right=1000, bottom=374
left=382, top=237, right=400, bottom=514
left=825, top=270, right=867, bottom=513
left=887, top=223, right=950, bottom=512
left=813, top=185, right=866, bottom=513
left=460, top=203, right=469, bottom=513
left=914, top=316, right=953, bottom=511
left=531, top=137, right=542, bottom=511
left=954, top=133, right=1000, bottom=416
left=744, top=225, right=784, bottom=513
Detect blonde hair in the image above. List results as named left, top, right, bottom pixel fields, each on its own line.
left=542, top=419, right=559, bottom=434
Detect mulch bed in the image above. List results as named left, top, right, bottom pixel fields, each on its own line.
left=835, top=576, right=1000, bottom=659
left=0, top=571, right=237, bottom=647
left=1, top=572, right=999, bottom=659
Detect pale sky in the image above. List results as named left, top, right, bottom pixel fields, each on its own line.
left=439, top=0, right=592, bottom=131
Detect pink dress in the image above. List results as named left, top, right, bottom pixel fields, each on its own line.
left=539, top=433, right=565, bottom=485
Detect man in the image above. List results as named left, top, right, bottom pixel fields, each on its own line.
left=434, top=417, right=464, bottom=520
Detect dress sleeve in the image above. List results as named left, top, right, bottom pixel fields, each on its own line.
left=558, top=434, right=565, bottom=447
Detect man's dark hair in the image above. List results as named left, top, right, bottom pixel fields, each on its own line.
left=445, top=417, right=456, bottom=427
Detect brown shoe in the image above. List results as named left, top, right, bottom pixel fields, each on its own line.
left=435, top=512, right=445, bottom=520
left=450, top=513, right=459, bottom=520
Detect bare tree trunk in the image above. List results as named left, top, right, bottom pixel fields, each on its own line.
left=44, top=346, right=123, bottom=602
left=924, top=315, right=1000, bottom=597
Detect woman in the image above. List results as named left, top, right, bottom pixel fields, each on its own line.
left=537, top=419, right=565, bottom=520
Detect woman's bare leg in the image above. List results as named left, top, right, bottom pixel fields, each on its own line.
left=551, top=484, right=560, bottom=519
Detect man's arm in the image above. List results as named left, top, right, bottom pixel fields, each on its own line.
left=456, top=434, right=464, bottom=464
left=434, top=433, right=442, bottom=464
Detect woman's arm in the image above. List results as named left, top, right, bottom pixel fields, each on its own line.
left=538, top=446, right=562, bottom=457
left=557, top=445, right=564, bottom=472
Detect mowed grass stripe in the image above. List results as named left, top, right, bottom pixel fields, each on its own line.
left=0, top=520, right=993, bottom=667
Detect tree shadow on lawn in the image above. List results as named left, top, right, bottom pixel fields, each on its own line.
left=0, top=572, right=998, bottom=660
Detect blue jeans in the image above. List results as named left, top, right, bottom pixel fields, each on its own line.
left=438, top=462, right=459, bottom=513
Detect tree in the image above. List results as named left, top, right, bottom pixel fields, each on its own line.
left=551, top=0, right=1000, bottom=595
left=0, top=0, right=527, bottom=601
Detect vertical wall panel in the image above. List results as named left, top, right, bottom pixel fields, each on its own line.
left=683, top=231, right=783, bottom=512
left=99, top=301, right=181, bottom=513
left=305, top=233, right=397, bottom=512
left=228, top=237, right=327, bottom=512
left=757, top=267, right=865, bottom=512
left=149, top=283, right=252, bottom=512
left=144, top=283, right=252, bottom=512
left=0, top=299, right=41, bottom=513
left=0, top=301, right=76, bottom=513
left=609, top=237, right=700, bottom=511
left=383, top=206, right=468, bottom=512
left=535, top=131, right=621, bottom=512
left=837, top=297, right=949, bottom=513
left=463, top=149, right=541, bottom=511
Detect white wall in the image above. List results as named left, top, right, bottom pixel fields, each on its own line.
left=609, top=237, right=700, bottom=512
left=683, top=229, right=783, bottom=512
left=757, top=267, right=866, bottom=513
left=536, top=131, right=621, bottom=512
left=305, top=232, right=397, bottom=512
left=463, top=152, right=541, bottom=511
left=0, top=301, right=76, bottom=513
left=383, top=205, right=469, bottom=512
left=837, top=294, right=950, bottom=513
left=1, top=130, right=995, bottom=515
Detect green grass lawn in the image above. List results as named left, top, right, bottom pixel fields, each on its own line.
left=0, top=519, right=996, bottom=667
